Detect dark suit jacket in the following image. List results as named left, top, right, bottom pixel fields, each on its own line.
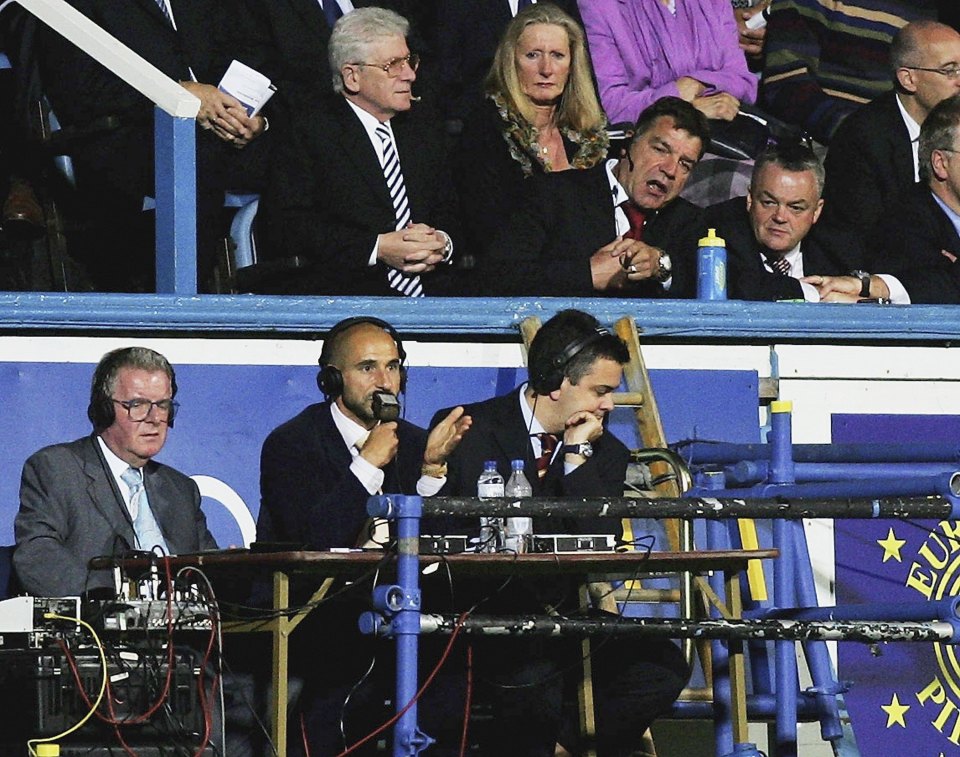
left=821, top=91, right=915, bottom=247
left=257, top=401, right=455, bottom=688
left=436, top=0, right=584, bottom=122
left=35, top=0, right=240, bottom=194
left=260, top=95, right=460, bottom=295
left=868, top=184, right=960, bottom=304
left=13, top=435, right=217, bottom=597
left=432, top=387, right=629, bottom=536
left=456, top=97, right=581, bottom=268
left=706, top=196, right=850, bottom=301
left=258, top=401, right=428, bottom=550
left=230, top=0, right=421, bottom=115
left=481, top=163, right=703, bottom=297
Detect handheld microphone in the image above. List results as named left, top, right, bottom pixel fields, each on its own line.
left=372, top=391, right=401, bottom=422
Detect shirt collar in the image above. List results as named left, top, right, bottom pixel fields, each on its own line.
left=330, top=401, right=372, bottom=453
left=518, top=383, right=546, bottom=436
left=895, top=93, right=922, bottom=143
left=931, top=190, right=960, bottom=240
left=606, top=158, right=629, bottom=207
left=344, top=97, right=394, bottom=146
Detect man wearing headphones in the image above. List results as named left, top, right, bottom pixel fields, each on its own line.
left=13, top=346, right=218, bottom=597
left=430, top=309, right=688, bottom=757
left=258, top=316, right=471, bottom=550
left=256, top=316, right=471, bottom=755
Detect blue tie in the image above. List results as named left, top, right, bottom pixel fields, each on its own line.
left=322, top=0, right=343, bottom=27
left=154, top=0, right=174, bottom=26
left=121, top=467, right=170, bottom=555
left=516, top=0, right=534, bottom=12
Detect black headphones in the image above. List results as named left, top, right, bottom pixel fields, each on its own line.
left=529, top=327, right=610, bottom=395
left=317, top=316, right=408, bottom=399
left=87, top=347, right=178, bottom=431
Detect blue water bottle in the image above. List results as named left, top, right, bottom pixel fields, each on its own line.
left=697, top=227, right=727, bottom=300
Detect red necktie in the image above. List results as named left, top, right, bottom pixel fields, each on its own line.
left=620, top=202, right=646, bottom=241
left=536, top=433, right=558, bottom=479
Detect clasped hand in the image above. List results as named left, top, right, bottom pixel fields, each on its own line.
left=378, top=223, right=448, bottom=274
left=590, top=237, right=661, bottom=291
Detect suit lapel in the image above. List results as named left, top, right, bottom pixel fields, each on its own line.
left=82, top=437, right=137, bottom=551
left=490, top=390, right=542, bottom=492
left=332, top=99, right=396, bottom=212
left=284, top=0, right=331, bottom=36
left=142, top=462, right=174, bottom=546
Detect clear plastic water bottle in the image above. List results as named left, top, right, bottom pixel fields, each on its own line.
left=504, top=459, right=533, bottom=554
left=476, top=460, right=504, bottom=553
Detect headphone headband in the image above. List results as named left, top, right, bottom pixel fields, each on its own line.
left=317, top=317, right=407, bottom=399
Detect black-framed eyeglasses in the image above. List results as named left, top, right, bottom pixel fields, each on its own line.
left=902, top=63, right=960, bottom=80
left=112, top=398, right=179, bottom=423
left=351, top=53, right=420, bottom=77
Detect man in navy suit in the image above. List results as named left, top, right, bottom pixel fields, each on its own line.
left=260, top=7, right=461, bottom=295
left=33, top=0, right=271, bottom=290
left=430, top=309, right=689, bottom=756
left=821, top=20, right=960, bottom=246
left=706, top=140, right=852, bottom=301
left=14, top=346, right=217, bottom=597
left=812, top=94, right=960, bottom=304
left=257, top=316, right=471, bottom=754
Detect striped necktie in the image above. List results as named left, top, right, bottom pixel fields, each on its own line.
left=121, top=467, right=170, bottom=555
left=535, top=433, right=558, bottom=479
left=154, top=0, right=174, bottom=26
left=764, top=253, right=791, bottom=276
left=375, top=124, right=424, bottom=298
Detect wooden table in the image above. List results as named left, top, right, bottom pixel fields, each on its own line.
left=93, top=548, right=777, bottom=755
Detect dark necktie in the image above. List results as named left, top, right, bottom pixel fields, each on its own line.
left=322, top=0, right=343, bottom=27
left=535, top=433, right=558, bottom=479
left=764, top=254, right=791, bottom=276
left=620, top=201, right=646, bottom=241
left=375, top=124, right=424, bottom=297
left=516, top=0, right=534, bottom=12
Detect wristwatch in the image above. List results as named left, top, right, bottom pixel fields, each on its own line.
left=562, top=442, right=594, bottom=458
left=850, top=270, right=871, bottom=298
left=653, top=250, right=672, bottom=283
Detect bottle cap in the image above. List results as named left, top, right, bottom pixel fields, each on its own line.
left=510, top=459, right=524, bottom=470
left=698, top=228, right=725, bottom=247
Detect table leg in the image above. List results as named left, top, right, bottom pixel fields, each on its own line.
left=725, top=569, right=748, bottom=745
left=271, top=570, right=290, bottom=756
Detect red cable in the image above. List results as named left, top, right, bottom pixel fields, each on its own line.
left=458, top=643, right=473, bottom=757
left=301, top=709, right=312, bottom=757
left=335, top=610, right=472, bottom=757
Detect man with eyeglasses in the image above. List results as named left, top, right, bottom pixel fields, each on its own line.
left=759, top=0, right=937, bottom=145
left=822, top=21, right=960, bottom=247
left=480, top=97, right=707, bottom=298
left=705, top=140, right=853, bottom=301
left=260, top=6, right=460, bottom=296
left=13, top=346, right=217, bottom=597
left=810, top=94, right=960, bottom=304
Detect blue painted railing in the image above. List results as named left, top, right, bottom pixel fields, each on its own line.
left=0, top=294, right=958, bottom=342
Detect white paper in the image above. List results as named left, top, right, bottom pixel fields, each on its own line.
left=218, top=59, right=276, bottom=117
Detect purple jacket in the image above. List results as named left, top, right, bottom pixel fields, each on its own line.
left=579, top=0, right=757, bottom=124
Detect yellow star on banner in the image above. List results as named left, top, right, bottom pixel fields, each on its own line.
left=877, top=528, right=907, bottom=563
left=881, top=693, right=910, bottom=728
